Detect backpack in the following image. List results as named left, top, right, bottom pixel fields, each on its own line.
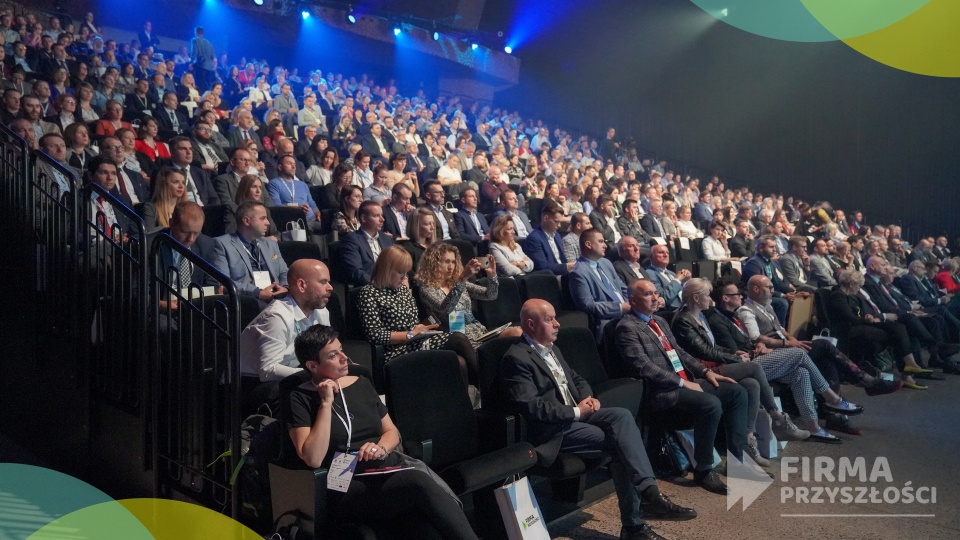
left=234, top=413, right=283, bottom=534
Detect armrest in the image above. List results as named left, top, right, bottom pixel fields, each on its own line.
left=404, top=439, right=434, bottom=465
left=477, top=411, right=517, bottom=452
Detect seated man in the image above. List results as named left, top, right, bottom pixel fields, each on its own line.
left=741, top=235, right=792, bottom=325
left=338, top=200, right=394, bottom=286
left=500, top=298, right=697, bottom=540
left=492, top=189, right=533, bottom=241
left=615, top=280, right=749, bottom=495
left=645, top=244, right=690, bottom=309
left=265, top=154, right=322, bottom=233
left=523, top=203, right=573, bottom=275
left=570, top=228, right=630, bottom=342
left=212, top=201, right=288, bottom=306
left=562, top=211, right=590, bottom=262
left=615, top=236, right=649, bottom=286
left=779, top=236, right=817, bottom=293
left=453, top=188, right=490, bottom=244
left=238, top=259, right=333, bottom=414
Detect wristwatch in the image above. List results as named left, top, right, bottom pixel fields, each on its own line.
left=406, top=330, right=414, bottom=341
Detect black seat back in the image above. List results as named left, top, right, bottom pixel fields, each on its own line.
left=554, top=327, right=609, bottom=389
left=476, top=277, right=522, bottom=328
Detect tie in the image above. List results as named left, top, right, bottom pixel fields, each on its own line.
left=249, top=240, right=262, bottom=271
left=732, top=316, right=748, bottom=335
left=242, top=129, right=250, bottom=140
left=169, top=110, right=178, bottom=131
left=117, top=173, right=130, bottom=198
left=648, top=319, right=687, bottom=380
left=594, top=262, right=622, bottom=302
left=877, top=282, right=897, bottom=309
left=97, top=197, right=112, bottom=239
left=859, top=291, right=881, bottom=316
left=201, top=144, right=219, bottom=166
left=178, top=253, right=192, bottom=286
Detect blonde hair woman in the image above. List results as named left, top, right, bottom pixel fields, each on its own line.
left=141, top=168, right=188, bottom=232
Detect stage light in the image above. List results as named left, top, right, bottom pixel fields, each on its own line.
left=433, top=31, right=439, bottom=41
left=393, top=26, right=401, bottom=36
left=253, top=0, right=264, bottom=5
left=720, top=8, right=728, bottom=17
left=301, top=9, right=310, bottom=19
left=504, top=46, right=512, bottom=54
left=471, top=43, right=478, bottom=50
left=347, top=13, right=356, bottom=24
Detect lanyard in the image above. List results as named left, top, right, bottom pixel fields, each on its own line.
left=282, top=178, right=297, bottom=200
left=329, top=380, right=352, bottom=448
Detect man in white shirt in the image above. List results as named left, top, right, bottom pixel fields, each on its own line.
left=238, top=259, right=333, bottom=413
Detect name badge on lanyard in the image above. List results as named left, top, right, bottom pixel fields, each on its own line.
left=327, top=381, right=357, bottom=492
left=666, top=349, right=684, bottom=373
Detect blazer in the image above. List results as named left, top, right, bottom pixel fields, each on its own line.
left=499, top=338, right=591, bottom=466
left=172, top=165, right=220, bottom=206
left=191, top=138, right=229, bottom=168
left=360, top=133, right=390, bottom=160
left=706, top=308, right=753, bottom=352
left=825, top=288, right=872, bottom=341
left=670, top=310, right=740, bottom=364
left=898, top=273, right=942, bottom=308
left=639, top=214, right=667, bottom=239
left=453, top=208, right=489, bottom=244
left=153, top=229, right=218, bottom=287
left=213, top=171, right=275, bottom=210
left=741, top=254, right=790, bottom=295
left=808, top=254, right=837, bottom=288
left=729, top=235, right=754, bottom=258
left=381, top=204, right=409, bottom=239
left=645, top=265, right=683, bottom=309
left=155, top=107, right=189, bottom=140
left=613, top=259, right=647, bottom=286
left=614, top=312, right=709, bottom=410
left=860, top=275, right=900, bottom=315
left=569, top=257, right=628, bottom=341
left=523, top=227, right=568, bottom=275
left=589, top=211, right=618, bottom=245
left=211, top=233, right=289, bottom=297
left=779, top=253, right=816, bottom=292
left=428, top=206, right=460, bottom=240
left=226, top=126, right=264, bottom=152
left=338, top=229, right=395, bottom=286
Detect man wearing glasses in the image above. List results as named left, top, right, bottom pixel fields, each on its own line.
left=191, top=122, right=228, bottom=173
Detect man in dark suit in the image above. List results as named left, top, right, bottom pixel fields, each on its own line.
left=138, top=21, right=160, bottom=53
left=590, top=195, right=620, bottom=245
left=616, top=280, right=749, bottom=495
left=741, top=235, right=792, bottom=325
left=524, top=203, right=573, bottom=276
left=639, top=199, right=668, bottom=240
left=338, top=201, right=395, bottom=286
left=453, top=188, right=489, bottom=244
left=169, top=136, right=220, bottom=206
left=124, top=78, right=153, bottom=122
left=360, top=122, right=391, bottom=163
left=614, top=236, right=650, bottom=287
left=154, top=92, right=188, bottom=141
left=500, top=299, right=697, bottom=540
left=779, top=236, right=817, bottom=293
left=570, top=229, right=630, bottom=341
left=422, top=180, right=459, bottom=241
left=645, top=244, right=690, bottom=309
left=470, top=122, right=492, bottom=153
left=382, top=184, right=412, bottom=240
left=214, top=147, right=275, bottom=212
left=492, top=189, right=533, bottom=241
left=227, top=110, right=264, bottom=152
left=211, top=202, right=288, bottom=305
left=729, top=219, right=755, bottom=258
left=99, top=136, right=150, bottom=205
left=808, top=238, right=837, bottom=288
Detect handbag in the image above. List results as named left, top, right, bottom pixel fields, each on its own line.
left=649, top=429, right=690, bottom=479
left=281, top=219, right=307, bottom=242
left=494, top=475, right=551, bottom=540
left=812, top=328, right=838, bottom=347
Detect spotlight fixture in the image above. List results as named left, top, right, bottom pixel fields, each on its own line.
left=253, top=0, right=264, bottom=5
left=347, top=13, right=356, bottom=24
left=504, top=46, right=512, bottom=54
left=393, top=26, right=401, bottom=36
left=720, top=8, right=729, bottom=17
left=433, top=31, right=440, bottom=41
left=301, top=9, right=310, bottom=19
left=471, top=43, right=478, bottom=50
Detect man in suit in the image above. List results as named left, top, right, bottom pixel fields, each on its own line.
left=524, top=203, right=573, bottom=276
left=615, top=279, right=749, bottom=495
left=729, top=219, right=755, bottom=258
left=615, top=236, right=650, bottom=287
left=501, top=299, right=697, bottom=540
left=214, top=147, right=274, bottom=211
left=170, top=137, right=220, bottom=206
left=639, top=199, right=668, bottom=240
left=212, top=201, right=288, bottom=305
left=808, top=238, right=838, bottom=288
left=190, top=26, right=215, bottom=91
left=692, top=192, right=714, bottom=223
left=492, top=189, right=533, bottom=241
left=191, top=121, right=228, bottom=173
left=471, top=122, right=492, bottom=153
left=779, top=236, right=817, bottom=293
left=570, top=229, right=630, bottom=341
left=453, top=188, right=489, bottom=244
left=263, top=138, right=309, bottom=182
left=645, top=244, right=690, bottom=309
left=227, top=110, right=263, bottom=152
left=37, top=133, right=81, bottom=197
left=933, top=236, right=952, bottom=261
left=422, top=180, right=459, bottom=241
left=590, top=195, right=621, bottom=246
left=360, top=122, right=391, bottom=163
left=741, top=235, right=792, bottom=325
left=338, top=201, right=395, bottom=286
left=138, top=21, right=160, bottom=53
left=382, top=184, right=412, bottom=240
left=155, top=92, right=187, bottom=141
left=99, top=136, right=150, bottom=205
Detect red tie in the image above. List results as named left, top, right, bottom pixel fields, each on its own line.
left=649, top=319, right=688, bottom=380
left=732, top=317, right=748, bottom=335
left=97, top=197, right=112, bottom=239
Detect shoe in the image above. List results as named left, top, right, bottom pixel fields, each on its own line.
left=640, top=490, right=698, bottom=521
left=903, top=380, right=928, bottom=390
left=621, top=524, right=668, bottom=540
left=823, top=399, right=864, bottom=416
left=913, top=371, right=945, bottom=381
left=745, top=433, right=771, bottom=467
left=904, top=365, right=933, bottom=374
left=865, top=379, right=903, bottom=396
left=694, top=469, right=728, bottom=495
left=825, top=414, right=863, bottom=436
left=942, top=362, right=960, bottom=375
left=807, top=427, right=842, bottom=444
left=772, top=413, right=811, bottom=441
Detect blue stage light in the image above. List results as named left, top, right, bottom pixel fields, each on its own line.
left=504, top=46, right=512, bottom=54
left=471, top=43, right=478, bottom=50
left=347, top=13, right=356, bottom=24
left=393, top=26, right=401, bottom=36
left=433, top=31, right=439, bottom=41
left=301, top=10, right=310, bottom=19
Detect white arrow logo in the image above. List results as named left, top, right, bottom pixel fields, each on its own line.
left=726, top=450, right=774, bottom=511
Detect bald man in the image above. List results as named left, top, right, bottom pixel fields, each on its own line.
left=500, top=299, right=696, bottom=540
left=238, top=259, right=334, bottom=414
left=156, top=201, right=218, bottom=299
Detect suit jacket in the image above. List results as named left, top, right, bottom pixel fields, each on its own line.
left=154, top=229, right=218, bottom=287
left=825, top=288, right=872, bottom=341
left=613, top=259, right=647, bottom=286
left=191, top=138, right=228, bottom=168
left=173, top=165, right=220, bottom=206
left=453, top=208, right=489, bottom=244
left=729, top=235, right=754, bottom=258
left=471, top=132, right=492, bottom=153
left=523, top=227, right=568, bottom=275
left=589, top=211, right=618, bottom=244
left=705, top=308, right=753, bottom=352
left=382, top=204, right=410, bottom=239
left=779, top=253, right=816, bottom=292
left=614, top=312, right=709, bottom=410
left=861, top=275, right=901, bottom=315
left=316, top=182, right=341, bottom=213
left=211, top=233, right=289, bottom=297
left=693, top=202, right=713, bottom=223
left=499, top=338, right=591, bottom=466
left=428, top=206, right=460, bottom=240
left=226, top=126, right=264, bottom=152
left=155, top=107, right=189, bottom=140
left=742, top=254, right=789, bottom=295
left=360, top=133, right=390, bottom=160
left=898, top=273, right=942, bottom=308
left=338, top=230, right=395, bottom=286
left=639, top=214, right=667, bottom=239
left=670, top=310, right=740, bottom=364
left=117, top=166, right=151, bottom=204
left=932, top=246, right=951, bottom=261
left=139, top=30, right=160, bottom=51
left=808, top=254, right=837, bottom=288
left=645, top=265, right=683, bottom=309
left=569, top=257, right=628, bottom=341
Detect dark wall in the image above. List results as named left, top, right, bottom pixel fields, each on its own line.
left=494, top=0, right=960, bottom=236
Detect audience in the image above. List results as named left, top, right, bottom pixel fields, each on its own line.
left=489, top=214, right=534, bottom=277
left=338, top=200, right=394, bottom=286
left=211, top=201, right=288, bottom=305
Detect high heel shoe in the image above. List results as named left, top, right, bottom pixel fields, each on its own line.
left=902, top=380, right=928, bottom=390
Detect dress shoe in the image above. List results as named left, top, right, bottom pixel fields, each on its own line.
left=694, top=469, right=727, bottom=495
left=825, top=414, right=863, bottom=435
left=904, top=365, right=933, bottom=374
left=621, top=524, right=668, bottom=540
left=807, top=427, right=842, bottom=444
left=640, top=491, right=697, bottom=521
left=823, top=399, right=863, bottom=416
left=941, top=361, right=960, bottom=375
left=865, top=379, right=903, bottom=396
left=772, top=414, right=810, bottom=441
left=903, top=380, right=928, bottom=390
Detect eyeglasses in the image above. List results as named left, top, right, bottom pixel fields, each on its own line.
left=722, top=292, right=744, bottom=297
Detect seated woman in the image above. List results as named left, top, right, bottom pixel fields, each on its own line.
left=357, top=246, right=478, bottom=382
left=334, top=185, right=363, bottom=236
left=417, top=242, right=523, bottom=348
left=933, top=258, right=960, bottom=294
left=489, top=214, right=534, bottom=277
left=141, top=167, right=187, bottom=233
left=114, top=127, right=151, bottom=185
left=134, top=116, right=170, bottom=165
left=829, top=270, right=934, bottom=391
left=400, top=208, right=438, bottom=274
left=675, top=205, right=704, bottom=239
left=304, top=147, right=338, bottom=187
left=701, top=221, right=742, bottom=262
left=285, top=325, right=479, bottom=540
left=64, top=122, right=97, bottom=172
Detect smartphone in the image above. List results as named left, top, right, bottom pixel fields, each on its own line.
left=477, top=257, right=490, bottom=269
left=426, top=315, right=439, bottom=325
